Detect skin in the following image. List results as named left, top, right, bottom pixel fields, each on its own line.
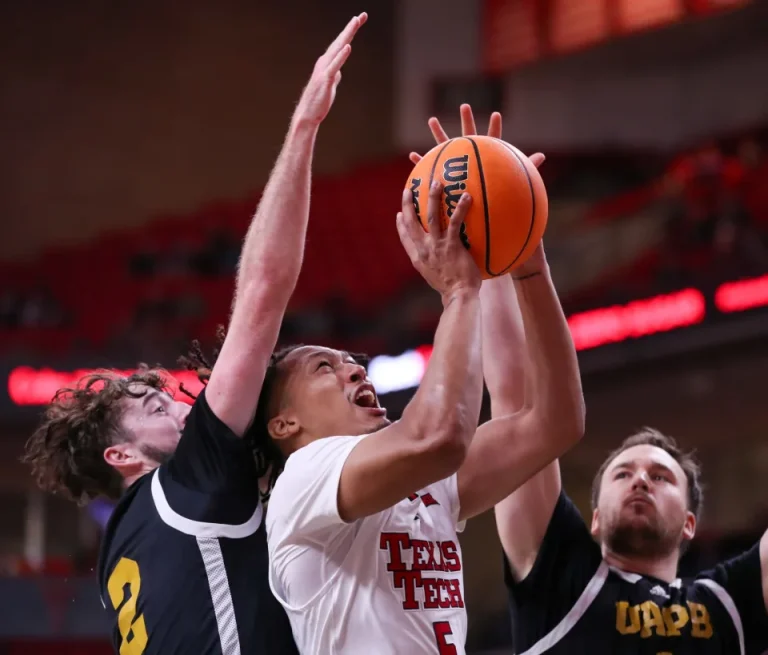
left=591, top=444, right=696, bottom=582
left=267, top=345, right=390, bottom=450
left=107, top=388, right=192, bottom=479
left=99, top=13, right=369, bottom=488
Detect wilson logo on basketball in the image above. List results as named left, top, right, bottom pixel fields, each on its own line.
left=442, top=155, right=471, bottom=249
left=442, top=155, right=468, bottom=218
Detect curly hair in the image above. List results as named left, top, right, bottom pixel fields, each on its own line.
left=591, top=427, right=703, bottom=522
left=179, top=328, right=371, bottom=501
left=179, top=327, right=302, bottom=501
left=22, top=368, right=170, bottom=505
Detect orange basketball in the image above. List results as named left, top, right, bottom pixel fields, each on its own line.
left=404, top=135, right=548, bottom=279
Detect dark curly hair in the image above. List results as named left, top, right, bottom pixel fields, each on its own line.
left=591, top=427, right=703, bottom=522
left=179, top=328, right=370, bottom=501
left=22, top=368, right=170, bottom=504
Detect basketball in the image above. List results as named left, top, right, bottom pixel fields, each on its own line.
left=405, top=135, right=548, bottom=278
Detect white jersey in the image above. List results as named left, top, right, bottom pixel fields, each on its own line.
left=266, top=435, right=467, bottom=655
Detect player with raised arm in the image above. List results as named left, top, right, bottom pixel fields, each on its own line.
left=21, top=13, right=366, bottom=655
left=261, top=105, right=585, bottom=654
left=467, top=116, right=768, bottom=651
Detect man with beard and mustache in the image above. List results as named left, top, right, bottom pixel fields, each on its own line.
left=485, top=274, right=768, bottom=652
left=21, top=13, right=367, bottom=654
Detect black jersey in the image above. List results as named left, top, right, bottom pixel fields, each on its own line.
left=97, top=389, right=298, bottom=655
left=505, top=491, right=768, bottom=655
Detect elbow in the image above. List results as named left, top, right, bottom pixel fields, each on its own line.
left=403, top=408, right=473, bottom=476
left=423, top=409, right=476, bottom=473
left=431, top=423, right=471, bottom=471
left=554, top=397, right=586, bottom=452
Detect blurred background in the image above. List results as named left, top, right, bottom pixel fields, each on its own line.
left=1, top=0, right=767, bottom=652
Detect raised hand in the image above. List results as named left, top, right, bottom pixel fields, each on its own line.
left=411, top=104, right=547, bottom=275
left=408, top=103, right=545, bottom=170
left=294, top=12, right=367, bottom=126
left=397, top=181, right=481, bottom=301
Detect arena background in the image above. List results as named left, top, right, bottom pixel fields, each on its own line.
left=1, top=0, right=767, bottom=652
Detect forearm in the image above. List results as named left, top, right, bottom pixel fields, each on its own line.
left=480, top=275, right=527, bottom=415
left=234, top=118, right=319, bottom=309
left=514, top=267, right=585, bottom=435
left=404, top=290, right=483, bottom=447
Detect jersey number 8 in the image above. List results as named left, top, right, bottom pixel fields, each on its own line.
left=107, top=557, right=148, bottom=655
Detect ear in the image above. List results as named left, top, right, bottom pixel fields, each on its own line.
left=268, top=412, right=301, bottom=442
left=682, top=510, right=696, bottom=542
left=104, top=443, right=143, bottom=478
left=590, top=508, right=600, bottom=539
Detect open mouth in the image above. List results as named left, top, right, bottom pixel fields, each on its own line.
left=352, top=386, right=387, bottom=417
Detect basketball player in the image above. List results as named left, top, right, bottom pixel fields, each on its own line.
left=262, top=138, right=585, bottom=651
left=454, top=107, right=768, bottom=652
left=21, top=13, right=366, bottom=654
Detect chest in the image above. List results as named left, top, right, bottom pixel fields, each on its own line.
left=550, top=578, right=740, bottom=655
left=367, top=489, right=465, bottom=614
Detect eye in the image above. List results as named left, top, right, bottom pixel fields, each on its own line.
left=615, top=471, right=629, bottom=480
left=315, top=360, right=332, bottom=372
left=652, top=474, right=670, bottom=482
left=153, top=405, right=166, bottom=414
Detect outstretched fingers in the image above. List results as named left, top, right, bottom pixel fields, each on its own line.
left=428, top=117, right=450, bottom=145
left=529, top=152, right=546, bottom=168
left=327, top=44, right=352, bottom=76
left=325, top=12, right=367, bottom=61
left=459, top=104, right=477, bottom=136
left=488, top=111, right=502, bottom=139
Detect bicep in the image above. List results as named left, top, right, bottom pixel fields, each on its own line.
left=337, top=420, right=463, bottom=522
left=205, top=290, right=285, bottom=437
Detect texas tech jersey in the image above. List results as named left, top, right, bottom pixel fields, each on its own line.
left=267, top=435, right=467, bottom=655
left=97, top=389, right=298, bottom=655
left=505, top=491, right=768, bottom=654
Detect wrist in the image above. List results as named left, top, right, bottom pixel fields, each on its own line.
left=511, top=263, right=550, bottom=282
left=441, top=285, right=480, bottom=308
left=288, top=114, right=321, bottom=139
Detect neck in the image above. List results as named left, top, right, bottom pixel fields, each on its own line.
left=122, top=464, right=156, bottom=490
left=601, top=546, right=680, bottom=583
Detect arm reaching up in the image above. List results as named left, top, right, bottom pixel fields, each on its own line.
left=335, top=181, right=485, bottom=521
left=411, top=106, right=584, bottom=574
left=205, top=13, right=367, bottom=437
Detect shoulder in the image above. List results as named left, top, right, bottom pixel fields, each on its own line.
left=506, top=491, right=602, bottom=594
left=267, top=435, right=368, bottom=521
left=285, top=434, right=368, bottom=471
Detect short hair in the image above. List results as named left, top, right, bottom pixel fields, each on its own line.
left=591, top=427, right=703, bottom=522
left=180, top=333, right=372, bottom=501
left=22, top=368, right=169, bottom=504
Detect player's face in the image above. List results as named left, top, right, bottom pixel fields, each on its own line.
left=275, top=346, right=389, bottom=443
left=117, top=385, right=191, bottom=466
left=591, top=445, right=696, bottom=558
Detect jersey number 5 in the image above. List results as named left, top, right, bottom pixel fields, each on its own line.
left=433, top=621, right=457, bottom=654
left=107, top=557, right=148, bottom=655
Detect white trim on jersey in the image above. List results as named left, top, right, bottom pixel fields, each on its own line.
left=695, top=578, right=745, bottom=655
left=198, top=537, right=242, bottom=655
left=151, top=469, right=263, bottom=538
left=519, top=561, right=610, bottom=655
